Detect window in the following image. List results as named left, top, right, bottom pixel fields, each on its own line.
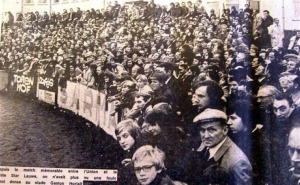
left=293, top=0, right=300, bottom=20
left=207, top=2, right=220, bottom=17
left=24, top=0, right=33, bottom=3
left=38, top=0, right=48, bottom=3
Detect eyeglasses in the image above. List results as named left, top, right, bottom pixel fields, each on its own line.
left=134, top=165, right=154, bottom=173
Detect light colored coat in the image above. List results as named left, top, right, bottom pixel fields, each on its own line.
left=269, top=23, right=284, bottom=47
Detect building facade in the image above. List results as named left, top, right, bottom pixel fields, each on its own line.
left=1, top=0, right=300, bottom=30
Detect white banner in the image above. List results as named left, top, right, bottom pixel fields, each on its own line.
left=57, top=81, right=79, bottom=114
left=78, top=84, right=98, bottom=124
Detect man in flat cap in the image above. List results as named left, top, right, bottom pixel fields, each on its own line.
left=177, top=109, right=252, bottom=185
left=284, top=54, right=300, bottom=75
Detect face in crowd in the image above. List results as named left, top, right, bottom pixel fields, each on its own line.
left=288, top=127, right=300, bottom=178
left=227, top=113, right=245, bottom=134
left=192, top=86, right=210, bottom=110
left=117, top=129, right=135, bottom=151
left=273, top=97, right=294, bottom=122
left=200, top=121, right=228, bottom=148
left=132, top=146, right=165, bottom=185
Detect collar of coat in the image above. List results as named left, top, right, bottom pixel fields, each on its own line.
left=197, top=137, right=233, bottom=161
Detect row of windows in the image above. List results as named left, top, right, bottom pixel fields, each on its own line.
left=25, top=0, right=89, bottom=4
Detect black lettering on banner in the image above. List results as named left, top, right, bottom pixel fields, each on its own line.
left=26, top=181, right=31, bottom=184
left=94, top=176, right=101, bottom=180
left=84, top=177, right=89, bottom=180
left=84, top=89, right=93, bottom=116
left=14, top=168, right=18, bottom=172
left=42, top=175, right=47, bottom=178
left=0, top=180, right=5, bottom=183
left=0, top=174, right=6, bottom=177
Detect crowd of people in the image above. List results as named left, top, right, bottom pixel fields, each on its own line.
left=2, top=0, right=300, bottom=184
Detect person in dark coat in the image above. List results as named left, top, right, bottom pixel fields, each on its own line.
left=115, top=119, right=143, bottom=185
left=177, top=109, right=252, bottom=185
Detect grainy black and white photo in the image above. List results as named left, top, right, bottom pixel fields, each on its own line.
left=1, top=0, right=300, bottom=184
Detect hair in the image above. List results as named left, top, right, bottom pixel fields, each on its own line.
left=145, top=105, right=172, bottom=128
left=226, top=48, right=235, bottom=57
left=136, top=74, right=149, bottom=84
left=193, top=80, right=225, bottom=110
left=121, top=80, right=136, bottom=90
left=135, top=92, right=151, bottom=102
left=227, top=100, right=253, bottom=130
left=132, top=145, right=165, bottom=170
left=115, top=119, right=141, bottom=140
left=258, top=85, right=281, bottom=97
left=274, top=93, right=294, bottom=107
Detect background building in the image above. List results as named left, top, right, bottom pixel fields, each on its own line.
left=1, top=0, right=300, bottom=33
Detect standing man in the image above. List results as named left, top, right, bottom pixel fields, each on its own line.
left=261, top=10, right=273, bottom=48
left=178, top=109, right=252, bottom=185
left=269, top=18, right=284, bottom=48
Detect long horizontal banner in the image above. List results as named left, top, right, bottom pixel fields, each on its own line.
left=57, top=81, right=117, bottom=138
left=7, top=73, right=118, bottom=139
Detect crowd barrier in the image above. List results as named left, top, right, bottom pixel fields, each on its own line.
left=4, top=72, right=118, bottom=139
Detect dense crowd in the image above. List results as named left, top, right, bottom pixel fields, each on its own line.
left=2, top=0, right=300, bottom=184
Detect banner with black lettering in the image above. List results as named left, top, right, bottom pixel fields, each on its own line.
left=37, top=76, right=58, bottom=105
left=97, top=92, right=118, bottom=138
left=57, top=81, right=118, bottom=138
left=57, top=81, right=79, bottom=114
left=78, top=84, right=98, bottom=124
left=11, top=73, right=36, bottom=97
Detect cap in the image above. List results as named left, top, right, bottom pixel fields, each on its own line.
left=284, top=54, right=299, bottom=64
left=193, top=109, right=227, bottom=124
